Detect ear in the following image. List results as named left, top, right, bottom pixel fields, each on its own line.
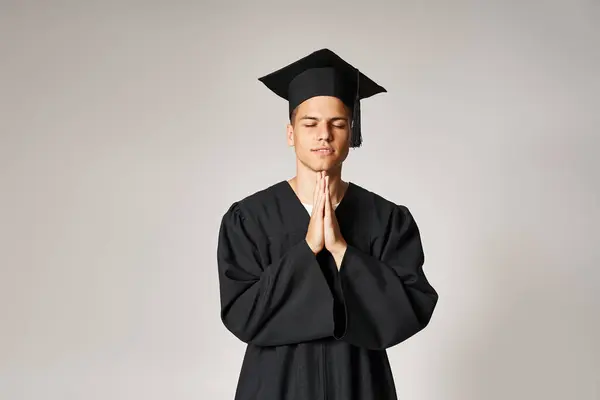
left=286, top=123, right=294, bottom=146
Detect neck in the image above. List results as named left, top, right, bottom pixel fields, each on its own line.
left=288, top=164, right=347, bottom=205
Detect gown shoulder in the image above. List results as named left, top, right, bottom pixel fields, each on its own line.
left=343, top=182, right=417, bottom=236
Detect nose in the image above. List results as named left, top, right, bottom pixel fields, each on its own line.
left=316, top=122, right=333, bottom=141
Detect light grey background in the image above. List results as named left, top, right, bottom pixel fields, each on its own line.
left=1, top=1, right=598, bottom=399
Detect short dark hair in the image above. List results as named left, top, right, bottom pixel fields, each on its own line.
left=290, top=107, right=299, bottom=126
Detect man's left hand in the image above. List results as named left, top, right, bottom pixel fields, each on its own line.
left=323, top=174, right=348, bottom=269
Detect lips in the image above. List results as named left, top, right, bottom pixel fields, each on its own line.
left=312, top=148, right=334, bottom=153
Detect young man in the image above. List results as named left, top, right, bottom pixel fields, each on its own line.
left=217, top=48, right=438, bottom=400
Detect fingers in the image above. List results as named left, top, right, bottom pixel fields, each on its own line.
left=313, top=172, right=320, bottom=209
left=324, top=175, right=330, bottom=218
left=318, top=172, right=325, bottom=212
left=319, top=172, right=326, bottom=213
left=311, top=171, right=329, bottom=219
left=311, top=172, right=322, bottom=218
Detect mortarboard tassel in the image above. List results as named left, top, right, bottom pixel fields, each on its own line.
left=350, top=68, right=362, bottom=148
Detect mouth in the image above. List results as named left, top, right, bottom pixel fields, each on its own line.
left=312, top=148, right=334, bottom=155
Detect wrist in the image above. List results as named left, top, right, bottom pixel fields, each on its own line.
left=330, top=243, right=347, bottom=270
left=305, top=238, right=319, bottom=255
left=330, top=242, right=348, bottom=258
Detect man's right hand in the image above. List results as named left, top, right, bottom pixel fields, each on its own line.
left=305, top=171, right=326, bottom=255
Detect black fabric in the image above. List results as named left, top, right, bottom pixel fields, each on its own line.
left=287, top=67, right=355, bottom=116
left=217, top=180, right=438, bottom=400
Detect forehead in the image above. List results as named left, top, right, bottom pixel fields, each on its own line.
left=296, top=96, right=349, bottom=116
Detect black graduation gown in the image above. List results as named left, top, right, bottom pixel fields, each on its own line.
left=217, top=180, right=438, bottom=400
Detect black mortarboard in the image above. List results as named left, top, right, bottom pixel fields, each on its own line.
left=258, top=48, right=386, bottom=148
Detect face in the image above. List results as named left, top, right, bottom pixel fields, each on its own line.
left=287, top=96, right=351, bottom=173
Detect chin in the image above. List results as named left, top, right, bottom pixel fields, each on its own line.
left=315, top=160, right=341, bottom=172
left=300, top=153, right=342, bottom=171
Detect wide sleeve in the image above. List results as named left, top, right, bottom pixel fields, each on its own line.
left=333, top=205, right=438, bottom=350
left=217, top=202, right=335, bottom=346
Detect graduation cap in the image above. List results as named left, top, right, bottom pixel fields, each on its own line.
left=258, top=48, right=387, bottom=148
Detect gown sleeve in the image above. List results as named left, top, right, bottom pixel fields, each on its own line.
left=333, top=204, right=438, bottom=350
left=217, top=202, right=335, bottom=346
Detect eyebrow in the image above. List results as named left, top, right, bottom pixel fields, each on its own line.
left=298, top=115, right=348, bottom=122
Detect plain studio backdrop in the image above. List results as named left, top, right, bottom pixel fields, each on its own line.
left=1, top=1, right=598, bottom=399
